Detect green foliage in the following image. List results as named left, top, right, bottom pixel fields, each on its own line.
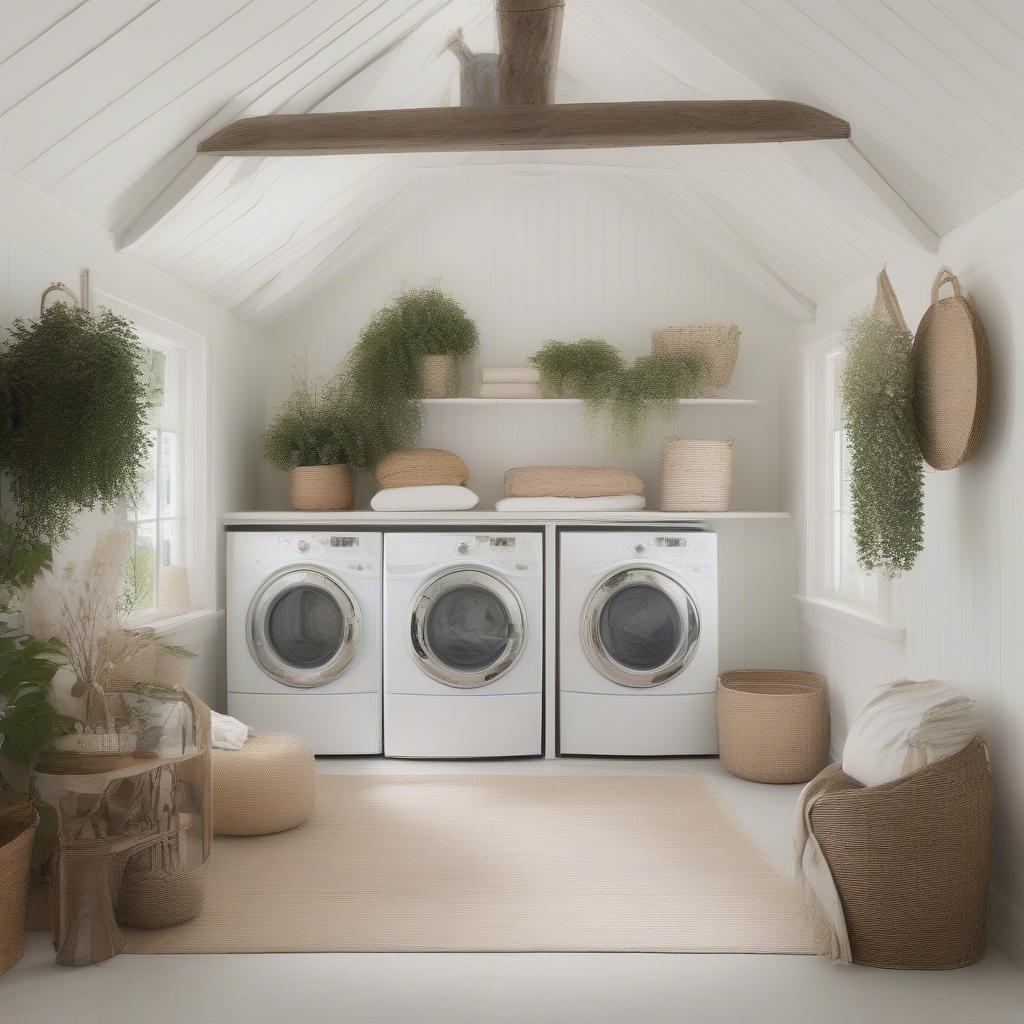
left=0, top=632, right=69, bottom=769
left=263, top=372, right=420, bottom=472
left=348, top=287, right=479, bottom=405
left=530, top=339, right=711, bottom=445
left=841, top=311, right=924, bottom=577
left=0, top=304, right=151, bottom=592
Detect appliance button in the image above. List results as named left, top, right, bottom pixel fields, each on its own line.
left=456, top=542, right=470, bottom=555
left=634, top=543, right=646, bottom=554
left=296, top=540, right=310, bottom=553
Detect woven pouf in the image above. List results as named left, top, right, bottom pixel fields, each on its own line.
left=716, top=670, right=829, bottom=784
left=116, top=863, right=207, bottom=930
left=213, top=732, right=315, bottom=836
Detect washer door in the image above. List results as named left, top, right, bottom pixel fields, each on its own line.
left=410, top=569, right=526, bottom=688
left=581, top=567, right=699, bottom=688
left=248, top=567, right=362, bottom=688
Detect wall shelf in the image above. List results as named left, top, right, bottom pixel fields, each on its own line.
left=225, top=510, right=790, bottom=527
left=421, top=397, right=759, bottom=407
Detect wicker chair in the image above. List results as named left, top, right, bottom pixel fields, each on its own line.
left=808, top=738, right=993, bottom=969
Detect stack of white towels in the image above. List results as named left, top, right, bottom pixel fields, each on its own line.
left=479, top=365, right=541, bottom=399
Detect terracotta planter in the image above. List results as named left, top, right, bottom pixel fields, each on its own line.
left=289, top=464, right=354, bottom=511
left=420, top=354, right=458, bottom=398
left=0, top=793, right=39, bottom=976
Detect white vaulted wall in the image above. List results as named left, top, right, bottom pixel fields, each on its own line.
left=265, top=171, right=801, bottom=672
left=0, top=172, right=269, bottom=710
left=786, top=190, right=1024, bottom=962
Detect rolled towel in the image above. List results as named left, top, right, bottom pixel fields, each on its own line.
left=371, top=485, right=480, bottom=511
left=478, top=382, right=541, bottom=399
left=481, top=365, right=540, bottom=384
left=495, top=494, right=646, bottom=512
left=211, top=712, right=254, bottom=751
left=505, top=465, right=645, bottom=498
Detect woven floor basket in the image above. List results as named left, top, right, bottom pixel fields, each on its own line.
left=289, top=464, right=354, bottom=511
left=0, top=794, right=39, bottom=976
left=651, top=324, right=741, bottom=392
left=660, top=438, right=733, bottom=512
left=808, top=738, right=993, bottom=969
left=716, top=671, right=829, bottom=784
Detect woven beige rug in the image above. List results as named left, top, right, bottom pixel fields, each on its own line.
left=124, top=774, right=823, bottom=954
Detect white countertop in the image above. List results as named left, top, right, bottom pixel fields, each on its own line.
left=223, top=510, right=791, bottom=526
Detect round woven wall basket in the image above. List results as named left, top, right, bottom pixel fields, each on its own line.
left=660, top=438, right=733, bottom=512
left=716, top=670, right=829, bottom=784
left=651, top=324, right=740, bottom=392
left=913, top=268, right=990, bottom=470
left=289, top=464, right=354, bottom=511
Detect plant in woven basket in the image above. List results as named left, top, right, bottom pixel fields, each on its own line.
left=530, top=339, right=710, bottom=445
left=0, top=304, right=151, bottom=598
left=841, top=311, right=923, bottom=576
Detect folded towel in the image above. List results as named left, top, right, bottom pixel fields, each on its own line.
left=481, top=366, right=540, bottom=384
left=212, top=711, right=254, bottom=751
left=371, top=485, right=480, bottom=511
left=504, top=466, right=645, bottom=498
left=478, top=382, right=541, bottom=399
left=495, top=494, right=646, bottom=511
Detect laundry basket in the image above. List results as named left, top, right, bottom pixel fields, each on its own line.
left=652, top=324, right=741, bottom=392
left=716, top=670, right=829, bottom=784
left=660, top=438, right=733, bottom=512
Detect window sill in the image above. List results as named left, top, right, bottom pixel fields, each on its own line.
left=128, top=608, right=223, bottom=639
left=796, top=595, right=906, bottom=644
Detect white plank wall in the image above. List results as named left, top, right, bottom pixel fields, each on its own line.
left=787, top=191, right=1024, bottom=961
left=264, top=171, right=799, bottom=672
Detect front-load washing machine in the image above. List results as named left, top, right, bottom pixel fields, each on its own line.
left=227, top=530, right=382, bottom=755
left=558, top=529, right=718, bottom=756
left=384, top=532, right=543, bottom=758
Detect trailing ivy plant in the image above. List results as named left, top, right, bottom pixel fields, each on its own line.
left=840, top=311, right=923, bottom=576
left=529, top=338, right=710, bottom=445
left=263, top=371, right=420, bottom=472
left=0, top=304, right=151, bottom=597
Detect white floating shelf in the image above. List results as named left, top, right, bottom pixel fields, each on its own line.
left=421, top=397, right=759, bottom=407
left=225, top=510, right=790, bottom=526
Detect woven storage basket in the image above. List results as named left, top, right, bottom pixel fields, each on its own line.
left=0, top=794, right=39, bottom=976
left=808, top=738, right=993, bottom=969
left=651, top=324, right=741, bottom=392
left=116, top=862, right=207, bottom=930
left=504, top=465, right=645, bottom=499
left=375, top=448, right=468, bottom=489
left=716, top=671, right=829, bottom=784
left=289, top=464, right=354, bottom=511
left=420, top=354, right=459, bottom=398
left=660, top=438, right=733, bottom=512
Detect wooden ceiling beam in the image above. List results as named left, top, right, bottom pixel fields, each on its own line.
left=198, top=100, right=850, bottom=156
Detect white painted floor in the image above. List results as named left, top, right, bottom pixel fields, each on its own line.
left=4, top=757, right=1023, bottom=1024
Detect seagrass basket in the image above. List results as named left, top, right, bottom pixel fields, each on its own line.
left=660, top=438, right=733, bottom=512
left=651, top=324, right=741, bottom=392
left=716, top=670, right=829, bottom=784
left=289, top=464, right=354, bottom=511
left=0, top=794, right=39, bottom=976
left=420, top=354, right=459, bottom=398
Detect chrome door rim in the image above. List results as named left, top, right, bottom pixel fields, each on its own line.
left=580, top=566, right=700, bottom=688
left=247, top=566, right=361, bottom=689
left=409, top=568, right=527, bottom=688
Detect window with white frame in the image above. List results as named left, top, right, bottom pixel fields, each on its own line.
left=809, top=342, right=891, bottom=620
left=95, top=292, right=210, bottom=623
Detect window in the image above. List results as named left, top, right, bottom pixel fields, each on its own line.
left=94, top=291, right=210, bottom=623
left=807, top=341, right=891, bottom=622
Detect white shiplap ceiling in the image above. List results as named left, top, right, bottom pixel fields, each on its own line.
left=2, top=0, right=1023, bottom=320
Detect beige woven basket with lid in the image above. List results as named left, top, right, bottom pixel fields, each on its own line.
left=651, top=324, right=741, bottom=392
left=660, top=438, right=733, bottom=512
left=716, top=670, right=829, bottom=784
left=0, top=793, right=39, bottom=976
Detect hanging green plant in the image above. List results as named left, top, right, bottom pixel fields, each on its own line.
left=840, top=310, right=923, bottom=576
left=0, top=304, right=152, bottom=596
left=529, top=338, right=710, bottom=445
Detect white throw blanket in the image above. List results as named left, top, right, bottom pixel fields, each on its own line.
left=794, top=679, right=984, bottom=963
left=211, top=711, right=254, bottom=751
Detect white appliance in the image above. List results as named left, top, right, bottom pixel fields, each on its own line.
left=558, top=529, right=718, bottom=756
left=227, top=530, right=383, bottom=755
left=384, top=532, right=544, bottom=758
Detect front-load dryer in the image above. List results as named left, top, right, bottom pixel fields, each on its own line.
left=227, top=530, right=382, bottom=755
left=558, top=529, right=718, bottom=756
left=384, top=532, right=543, bottom=758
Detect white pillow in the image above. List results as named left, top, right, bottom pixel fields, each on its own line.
left=370, top=485, right=479, bottom=511
left=841, top=679, right=985, bottom=788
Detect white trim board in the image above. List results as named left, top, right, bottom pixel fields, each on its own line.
left=224, top=510, right=791, bottom=527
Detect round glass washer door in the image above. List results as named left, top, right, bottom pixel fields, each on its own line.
left=247, top=567, right=361, bottom=688
left=410, top=568, right=526, bottom=688
left=581, top=567, right=700, bottom=688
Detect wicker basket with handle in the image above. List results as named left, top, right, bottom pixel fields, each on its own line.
left=651, top=324, right=741, bottom=392
left=716, top=670, right=829, bottom=784
left=660, top=438, right=733, bottom=512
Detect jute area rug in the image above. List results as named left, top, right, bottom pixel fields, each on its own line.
left=125, top=774, right=823, bottom=954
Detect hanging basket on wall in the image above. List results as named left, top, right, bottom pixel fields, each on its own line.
left=912, top=267, right=990, bottom=471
